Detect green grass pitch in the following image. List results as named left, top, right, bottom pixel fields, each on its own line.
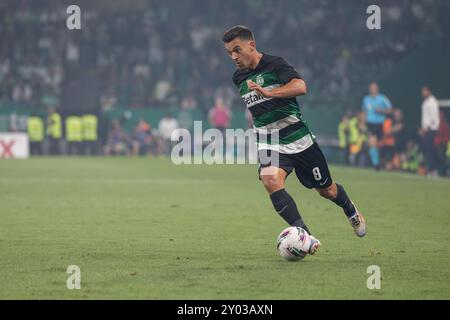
left=0, top=157, right=449, bottom=299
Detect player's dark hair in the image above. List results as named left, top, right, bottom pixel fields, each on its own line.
left=222, top=25, right=254, bottom=43
left=422, top=84, right=432, bottom=91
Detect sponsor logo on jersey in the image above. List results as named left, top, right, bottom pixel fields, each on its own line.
left=241, top=84, right=280, bottom=108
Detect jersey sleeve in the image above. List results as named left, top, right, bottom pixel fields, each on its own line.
left=274, top=57, right=302, bottom=84
left=382, top=95, right=393, bottom=110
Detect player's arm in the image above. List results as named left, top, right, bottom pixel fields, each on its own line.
left=375, top=95, right=393, bottom=115
left=248, top=78, right=307, bottom=99
left=248, top=57, right=306, bottom=99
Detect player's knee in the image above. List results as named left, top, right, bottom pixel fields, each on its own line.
left=260, top=174, right=283, bottom=194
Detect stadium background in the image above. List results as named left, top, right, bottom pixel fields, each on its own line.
left=1, top=0, right=449, bottom=161
left=1, top=0, right=450, bottom=300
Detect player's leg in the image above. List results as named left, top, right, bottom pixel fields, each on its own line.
left=316, top=183, right=354, bottom=217
left=315, top=183, right=366, bottom=237
left=258, top=149, right=321, bottom=254
left=260, top=165, right=320, bottom=254
left=259, top=157, right=313, bottom=229
left=367, top=124, right=381, bottom=170
left=292, top=142, right=366, bottom=237
left=259, top=166, right=311, bottom=234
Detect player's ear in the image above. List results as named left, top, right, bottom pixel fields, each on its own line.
left=249, top=40, right=256, bottom=51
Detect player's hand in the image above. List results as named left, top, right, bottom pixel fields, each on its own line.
left=247, top=80, right=273, bottom=98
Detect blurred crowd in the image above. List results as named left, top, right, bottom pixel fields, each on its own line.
left=19, top=93, right=232, bottom=157
left=0, top=0, right=446, bottom=114
left=339, top=83, right=449, bottom=177
left=26, top=107, right=182, bottom=157
left=103, top=112, right=180, bottom=157
left=1, top=0, right=449, bottom=170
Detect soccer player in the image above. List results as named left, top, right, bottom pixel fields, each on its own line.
left=362, top=82, right=393, bottom=170
left=222, top=26, right=366, bottom=255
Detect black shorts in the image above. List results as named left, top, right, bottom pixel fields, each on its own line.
left=258, top=142, right=333, bottom=189
left=367, top=123, right=383, bottom=139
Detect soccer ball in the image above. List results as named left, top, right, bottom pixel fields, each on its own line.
left=276, top=227, right=312, bottom=261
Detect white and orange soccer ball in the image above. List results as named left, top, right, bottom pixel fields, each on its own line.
left=276, top=227, right=312, bottom=261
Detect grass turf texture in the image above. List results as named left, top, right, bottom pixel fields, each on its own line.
left=0, top=157, right=449, bottom=299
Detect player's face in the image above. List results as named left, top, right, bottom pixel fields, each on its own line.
left=224, top=38, right=255, bottom=70
left=369, top=83, right=379, bottom=96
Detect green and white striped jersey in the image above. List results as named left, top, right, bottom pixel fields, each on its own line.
left=232, top=53, right=315, bottom=154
